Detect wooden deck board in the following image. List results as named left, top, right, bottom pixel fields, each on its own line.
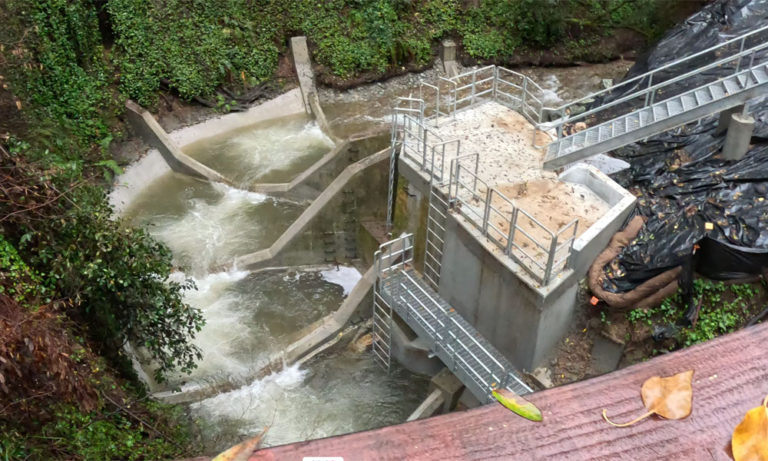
left=250, top=323, right=768, bottom=460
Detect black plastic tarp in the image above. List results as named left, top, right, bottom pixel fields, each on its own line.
left=597, top=0, right=768, bottom=295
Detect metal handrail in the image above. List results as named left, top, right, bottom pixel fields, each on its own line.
left=546, top=23, right=768, bottom=115
left=549, top=40, right=768, bottom=130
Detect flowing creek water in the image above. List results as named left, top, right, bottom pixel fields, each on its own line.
left=125, top=116, right=428, bottom=451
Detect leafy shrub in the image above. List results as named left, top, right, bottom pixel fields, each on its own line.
left=108, top=0, right=280, bottom=105
left=38, top=403, right=191, bottom=460
left=627, top=279, right=762, bottom=347
left=5, top=0, right=112, bottom=144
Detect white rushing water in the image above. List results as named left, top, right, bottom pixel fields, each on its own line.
left=320, top=265, right=363, bottom=296
left=125, top=118, right=428, bottom=453
left=183, top=115, right=335, bottom=186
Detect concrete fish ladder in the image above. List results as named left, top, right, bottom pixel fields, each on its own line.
left=232, top=147, right=390, bottom=270
left=153, top=265, right=376, bottom=404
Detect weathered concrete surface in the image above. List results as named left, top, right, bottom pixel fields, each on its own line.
left=406, top=388, right=444, bottom=422
left=429, top=367, right=464, bottom=414
left=439, top=213, right=579, bottom=371
left=309, top=91, right=339, bottom=142
left=169, top=89, right=305, bottom=147
left=290, top=35, right=338, bottom=142
left=722, top=112, right=755, bottom=160
left=124, top=100, right=231, bottom=184
left=561, top=164, right=636, bottom=278
left=398, top=155, right=634, bottom=371
left=290, top=36, right=315, bottom=115
left=440, top=39, right=459, bottom=78
left=715, top=103, right=745, bottom=136
left=390, top=319, right=444, bottom=376
left=234, top=147, right=390, bottom=270
left=110, top=149, right=174, bottom=214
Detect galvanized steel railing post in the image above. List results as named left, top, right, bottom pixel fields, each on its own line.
left=736, top=36, right=746, bottom=73
left=544, top=234, right=559, bottom=285
left=506, top=208, right=518, bottom=255
left=644, top=73, right=653, bottom=107
left=492, top=66, right=498, bottom=101
left=470, top=70, right=476, bottom=106
left=482, top=189, right=493, bottom=234
left=521, top=78, right=528, bottom=112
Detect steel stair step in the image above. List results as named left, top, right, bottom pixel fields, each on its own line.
left=711, top=83, right=726, bottom=98
left=753, top=66, right=768, bottom=84
left=723, top=77, right=741, bottom=94
left=667, top=99, right=683, bottom=116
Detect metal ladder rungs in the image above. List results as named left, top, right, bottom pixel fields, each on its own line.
left=706, top=85, right=717, bottom=100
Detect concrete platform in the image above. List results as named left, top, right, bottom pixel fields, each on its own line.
left=395, top=100, right=635, bottom=371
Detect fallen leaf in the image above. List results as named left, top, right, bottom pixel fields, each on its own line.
left=212, top=426, right=269, bottom=461
left=492, top=388, right=542, bottom=422
left=732, top=395, right=768, bottom=461
left=602, top=369, right=693, bottom=427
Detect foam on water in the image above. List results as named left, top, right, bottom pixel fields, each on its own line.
left=166, top=269, right=257, bottom=384
left=143, top=181, right=297, bottom=275
left=190, top=351, right=428, bottom=450
left=320, top=265, right=362, bottom=296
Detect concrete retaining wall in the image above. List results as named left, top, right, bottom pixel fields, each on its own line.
left=169, top=89, right=306, bottom=147
left=561, top=164, right=636, bottom=277
left=124, top=100, right=231, bottom=184
left=439, top=215, right=579, bottom=370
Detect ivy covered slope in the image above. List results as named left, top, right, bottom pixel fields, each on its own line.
left=106, top=0, right=687, bottom=103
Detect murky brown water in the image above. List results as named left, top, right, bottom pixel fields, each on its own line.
left=126, top=117, right=429, bottom=452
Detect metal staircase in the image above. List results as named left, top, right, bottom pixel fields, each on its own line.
left=541, top=24, right=768, bottom=170
left=374, top=234, right=531, bottom=403
left=544, top=64, right=768, bottom=169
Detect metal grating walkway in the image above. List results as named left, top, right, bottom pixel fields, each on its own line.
left=544, top=63, right=768, bottom=169
left=378, top=267, right=531, bottom=403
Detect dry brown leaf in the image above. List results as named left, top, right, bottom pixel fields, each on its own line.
left=602, top=370, right=694, bottom=427
left=732, top=395, right=768, bottom=461
left=212, top=426, right=269, bottom=461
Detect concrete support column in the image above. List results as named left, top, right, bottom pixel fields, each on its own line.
left=722, top=113, right=755, bottom=161
left=430, top=368, right=464, bottom=414
left=716, top=104, right=745, bottom=135
left=290, top=36, right=315, bottom=115
left=440, top=40, right=459, bottom=77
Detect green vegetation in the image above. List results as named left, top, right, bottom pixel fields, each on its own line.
left=627, top=279, right=765, bottom=347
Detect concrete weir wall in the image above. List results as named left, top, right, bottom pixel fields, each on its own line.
left=397, top=157, right=635, bottom=371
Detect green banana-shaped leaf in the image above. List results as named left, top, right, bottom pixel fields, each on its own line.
left=492, top=388, right=543, bottom=422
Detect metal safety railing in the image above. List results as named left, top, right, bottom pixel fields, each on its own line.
left=374, top=234, right=531, bottom=401
left=447, top=157, right=579, bottom=285
left=540, top=23, right=768, bottom=140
